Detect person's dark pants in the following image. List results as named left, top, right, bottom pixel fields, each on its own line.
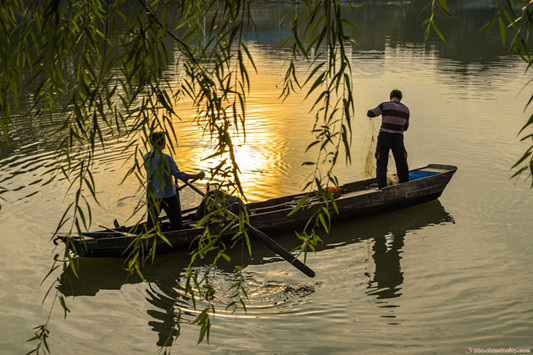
left=146, top=193, right=182, bottom=230
left=375, top=132, right=409, bottom=189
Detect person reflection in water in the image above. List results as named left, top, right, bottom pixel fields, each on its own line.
left=144, top=131, right=205, bottom=230
left=367, top=89, right=410, bottom=189
left=367, top=233, right=404, bottom=299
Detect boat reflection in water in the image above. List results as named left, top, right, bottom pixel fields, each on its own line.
left=365, top=200, right=453, bottom=301
left=314, top=199, right=453, bottom=324
left=58, top=199, right=453, bottom=347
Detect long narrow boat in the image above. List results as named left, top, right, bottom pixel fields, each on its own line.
left=55, top=164, right=457, bottom=258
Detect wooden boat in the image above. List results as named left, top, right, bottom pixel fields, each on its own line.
left=58, top=200, right=453, bottom=296
left=55, top=164, right=457, bottom=258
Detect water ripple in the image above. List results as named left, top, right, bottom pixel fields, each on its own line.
left=171, top=269, right=324, bottom=320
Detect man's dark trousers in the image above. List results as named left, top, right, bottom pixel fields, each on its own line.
left=375, top=132, right=409, bottom=189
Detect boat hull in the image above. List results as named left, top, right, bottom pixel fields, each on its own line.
left=56, top=164, right=457, bottom=258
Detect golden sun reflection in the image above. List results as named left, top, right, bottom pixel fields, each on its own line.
left=167, top=45, right=319, bottom=202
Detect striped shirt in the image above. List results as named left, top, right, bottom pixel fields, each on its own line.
left=367, top=100, right=410, bottom=134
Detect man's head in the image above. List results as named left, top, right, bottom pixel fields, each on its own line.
left=150, top=131, right=166, bottom=149
left=390, top=89, right=403, bottom=101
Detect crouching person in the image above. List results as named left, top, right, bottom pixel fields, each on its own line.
left=194, top=190, right=245, bottom=221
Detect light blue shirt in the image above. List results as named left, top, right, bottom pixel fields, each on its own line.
left=144, top=149, right=191, bottom=199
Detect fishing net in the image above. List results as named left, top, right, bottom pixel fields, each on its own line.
left=363, top=119, right=378, bottom=178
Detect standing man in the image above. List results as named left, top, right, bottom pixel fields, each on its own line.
left=367, top=89, right=410, bottom=189
left=144, top=131, right=205, bottom=230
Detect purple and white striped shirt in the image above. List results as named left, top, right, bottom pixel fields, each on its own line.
left=367, top=100, right=410, bottom=134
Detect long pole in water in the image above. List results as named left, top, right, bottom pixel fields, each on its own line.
left=183, top=180, right=316, bottom=278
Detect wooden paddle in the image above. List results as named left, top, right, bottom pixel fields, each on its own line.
left=177, top=177, right=198, bottom=191
left=182, top=180, right=316, bottom=278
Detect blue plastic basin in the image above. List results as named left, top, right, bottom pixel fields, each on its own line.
left=409, top=171, right=438, bottom=181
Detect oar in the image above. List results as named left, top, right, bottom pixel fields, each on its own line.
left=177, top=178, right=199, bottom=191
left=182, top=180, right=315, bottom=278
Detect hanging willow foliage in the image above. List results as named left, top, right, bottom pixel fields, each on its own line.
left=491, top=0, right=533, bottom=186
left=0, top=0, right=359, bottom=351
left=2, top=0, right=532, bottom=352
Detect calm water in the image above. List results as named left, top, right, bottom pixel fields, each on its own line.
left=1, top=2, right=533, bottom=354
